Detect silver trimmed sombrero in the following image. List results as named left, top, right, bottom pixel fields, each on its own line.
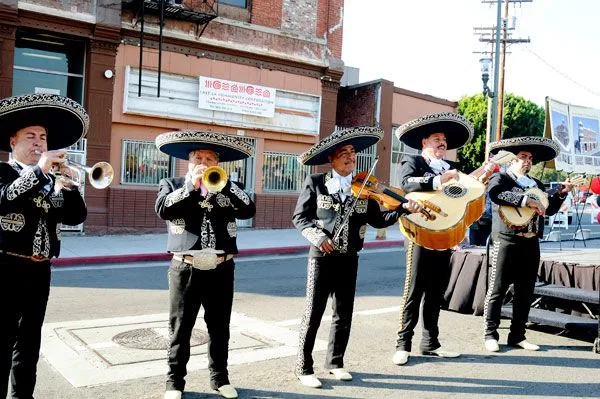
left=395, top=112, right=473, bottom=150
left=298, top=126, right=383, bottom=166
left=489, top=136, right=560, bottom=163
left=156, top=130, right=254, bottom=161
left=0, top=93, right=88, bottom=152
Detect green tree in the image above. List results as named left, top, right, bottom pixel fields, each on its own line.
left=456, top=93, right=545, bottom=172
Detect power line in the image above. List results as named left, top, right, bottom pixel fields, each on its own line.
left=524, top=47, right=600, bottom=98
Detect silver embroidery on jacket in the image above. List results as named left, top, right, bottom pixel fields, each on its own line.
left=227, top=221, right=237, bottom=237
left=0, top=213, right=25, bottom=232
left=216, top=193, right=232, bottom=208
left=497, top=190, right=522, bottom=206
left=7, top=168, right=39, bottom=200
left=169, top=218, right=185, bottom=234
left=200, top=215, right=216, bottom=249
left=32, top=218, right=50, bottom=258
left=230, top=184, right=250, bottom=205
left=301, top=227, right=326, bottom=247
left=355, top=198, right=368, bottom=213
left=165, top=187, right=190, bottom=207
left=49, top=190, right=64, bottom=208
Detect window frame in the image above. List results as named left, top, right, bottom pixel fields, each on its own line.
left=120, top=139, right=176, bottom=186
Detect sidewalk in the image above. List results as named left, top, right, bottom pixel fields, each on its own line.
left=56, top=227, right=406, bottom=266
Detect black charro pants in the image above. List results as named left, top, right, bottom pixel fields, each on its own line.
left=1, top=257, right=51, bottom=399
left=484, top=233, right=539, bottom=344
left=166, top=258, right=234, bottom=392
left=296, top=255, right=359, bottom=376
left=395, top=241, right=451, bottom=353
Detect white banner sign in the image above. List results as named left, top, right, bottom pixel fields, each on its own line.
left=547, top=97, right=600, bottom=173
left=198, top=77, right=276, bottom=118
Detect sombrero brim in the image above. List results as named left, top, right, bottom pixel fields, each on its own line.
left=396, top=113, right=473, bottom=150
left=299, top=126, right=383, bottom=166
left=489, top=137, right=560, bottom=163
left=156, top=130, right=254, bottom=162
left=0, top=94, right=88, bottom=152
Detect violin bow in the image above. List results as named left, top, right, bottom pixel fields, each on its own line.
left=332, top=157, right=380, bottom=243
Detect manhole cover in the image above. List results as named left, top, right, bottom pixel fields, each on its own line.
left=112, top=328, right=209, bottom=350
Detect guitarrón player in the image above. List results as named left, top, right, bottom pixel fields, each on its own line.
left=392, top=112, right=494, bottom=366
left=483, top=136, right=572, bottom=352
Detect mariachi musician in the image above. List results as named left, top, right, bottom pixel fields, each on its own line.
left=292, top=126, right=422, bottom=388
left=155, top=130, right=256, bottom=399
left=483, top=136, right=571, bottom=352
left=0, top=93, right=88, bottom=398
left=392, top=112, right=495, bottom=366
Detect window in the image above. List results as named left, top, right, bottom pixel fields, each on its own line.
left=390, top=127, right=419, bottom=187
left=121, top=140, right=175, bottom=185
left=356, top=144, right=377, bottom=174
left=219, top=0, right=247, bottom=7
left=262, top=152, right=311, bottom=192
left=13, top=30, right=85, bottom=103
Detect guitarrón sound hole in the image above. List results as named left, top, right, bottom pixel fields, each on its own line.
left=443, top=184, right=466, bottom=198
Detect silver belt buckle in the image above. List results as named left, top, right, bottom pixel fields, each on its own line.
left=192, top=252, right=218, bottom=270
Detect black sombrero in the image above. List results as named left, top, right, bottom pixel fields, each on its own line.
left=298, top=126, right=383, bottom=166
left=395, top=112, right=473, bottom=150
left=155, top=130, right=254, bottom=161
left=0, top=93, right=89, bottom=152
left=489, top=136, right=560, bottom=164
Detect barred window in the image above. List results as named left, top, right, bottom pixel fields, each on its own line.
left=390, top=127, right=420, bottom=187
left=121, top=140, right=174, bottom=185
left=262, top=152, right=311, bottom=192
left=356, top=144, right=377, bottom=174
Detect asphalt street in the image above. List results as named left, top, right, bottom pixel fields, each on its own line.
left=19, top=249, right=600, bottom=399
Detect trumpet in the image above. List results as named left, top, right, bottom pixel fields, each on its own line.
left=35, top=150, right=114, bottom=189
left=202, top=166, right=228, bottom=192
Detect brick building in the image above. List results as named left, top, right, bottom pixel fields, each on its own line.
left=0, top=0, right=456, bottom=233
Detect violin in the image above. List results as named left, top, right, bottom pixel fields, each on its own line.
left=351, top=172, right=438, bottom=220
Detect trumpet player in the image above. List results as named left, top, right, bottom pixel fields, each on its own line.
left=0, top=94, right=88, bottom=399
left=155, top=130, right=255, bottom=399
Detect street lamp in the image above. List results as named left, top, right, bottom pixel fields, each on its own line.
left=479, top=57, right=494, bottom=98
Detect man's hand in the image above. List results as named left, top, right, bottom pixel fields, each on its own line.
left=441, top=169, right=459, bottom=184
left=37, top=150, right=67, bottom=175
left=482, top=161, right=496, bottom=178
left=190, top=164, right=207, bottom=189
left=402, top=199, right=422, bottom=213
left=526, top=198, right=546, bottom=215
left=559, top=181, right=574, bottom=195
left=319, top=238, right=335, bottom=254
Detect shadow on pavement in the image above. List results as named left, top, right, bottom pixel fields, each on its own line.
left=348, top=371, right=599, bottom=397
left=182, top=388, right=355, bottom=398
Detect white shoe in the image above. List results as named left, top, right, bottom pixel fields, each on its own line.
left=297, top=374, right=322, bottom=388
left=485, top=339, right=500, bottom=352
left=163, top=391, right=182, bottom=399
left=217, top=384, right=238, bottom=399
left=422, top=348, right=461, bottom=358
left=329, top=368, right=352, bottom=381
left=392, top=350, right=410, bottom=365
left=514, top=340, right=540, bottom=351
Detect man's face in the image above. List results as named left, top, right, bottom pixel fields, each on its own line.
left=329, top=144, right=356, bottom=177
left=188, top=149, right=219, bottom=172
left=511, top=150, right=533, bottom=175
left=9, top=125, right=47, bottom=166
left=421, top=132, right=447, bottom=159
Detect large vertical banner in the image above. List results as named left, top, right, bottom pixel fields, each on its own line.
left=545, top=97, right=600, bottom=173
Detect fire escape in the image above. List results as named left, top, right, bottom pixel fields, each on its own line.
left=121, top=0, right=218, bottom=97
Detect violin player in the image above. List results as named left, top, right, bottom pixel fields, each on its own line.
left=292, top=126, right=422, bottom=388
left=392, top=112, right=495, bottom=366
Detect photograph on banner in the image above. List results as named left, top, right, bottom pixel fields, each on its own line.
left=546, top=97, right=600, bottom=174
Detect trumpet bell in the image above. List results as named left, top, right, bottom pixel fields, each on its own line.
left=87, top=161, right=114, bottom=189
left=202, top=166, right=228, bottom=192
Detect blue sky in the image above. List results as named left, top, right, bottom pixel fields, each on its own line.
left=342, top=0, right=600, bottom=109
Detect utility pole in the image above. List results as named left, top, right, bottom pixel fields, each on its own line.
left=478, top=0, right=531, bottom=142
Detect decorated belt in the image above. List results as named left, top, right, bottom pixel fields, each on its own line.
left=172, top=254, right=234, bottom=266
left=0, top=250, right=51, bottom=262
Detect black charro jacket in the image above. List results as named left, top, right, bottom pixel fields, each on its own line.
left=0, top=161, right=87, bottom=259
left=487, top=171, right=565, bottom=238
left=398, top=155, right=460, bottom=194
left=155, top=177, right=255, bottom=254
left=292, top=171, right=406, bottom=258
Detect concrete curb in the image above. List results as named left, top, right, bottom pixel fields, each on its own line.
left=52, top=239, right=405, bottom=267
